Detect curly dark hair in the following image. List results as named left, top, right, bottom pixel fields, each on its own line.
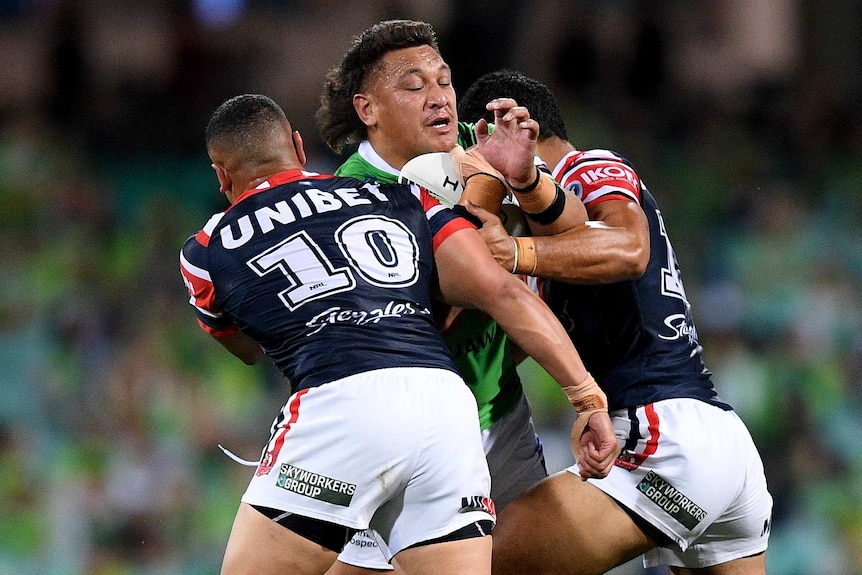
left=316, top=20, right=439, bottom=154
left=458, top=69, right=569, bottom=142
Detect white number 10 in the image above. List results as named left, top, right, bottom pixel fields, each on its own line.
left=247, top=215, right=421, bottom=311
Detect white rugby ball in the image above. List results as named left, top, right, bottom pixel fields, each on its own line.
left=399, top=152, right=529, bottom=235
left=399, top=152, right=464, bottom=205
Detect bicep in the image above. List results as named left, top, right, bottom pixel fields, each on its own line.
left=588, top=198, right=648, bottom=236
left=589, top=199, right=650, bottom=269
left=212, top=330, right=264, bottom=365
left=434, top=227, right=508, bottom=309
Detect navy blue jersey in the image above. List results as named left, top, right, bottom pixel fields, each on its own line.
left=180, top=169, right=473, bottom=393
left=544, top=150, right=730, bottom=411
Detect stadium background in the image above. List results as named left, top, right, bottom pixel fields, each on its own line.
left=0, top=1, right=860, bottom=574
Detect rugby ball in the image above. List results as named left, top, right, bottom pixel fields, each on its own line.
left=499, top=202, right=529, bottom=237
left=399, top=152, right=528, bottom=235
left=399, top=152, right=463, bottom=205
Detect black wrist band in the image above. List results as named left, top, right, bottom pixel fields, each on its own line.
left=524, top=183, right=566, bottom=225
left=508, top=167, right=541, bottom=193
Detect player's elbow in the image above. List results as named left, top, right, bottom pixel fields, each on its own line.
left=238, top=350, right=264, bottom=365
left=482, top=273, right=535, bottom=316
left=601, top=228, right=650, bottom=281
left=618, top=241, right=649, bottom=280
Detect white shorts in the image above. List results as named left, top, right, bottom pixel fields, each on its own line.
left=570, top=398, right=772, bottom=569
left=338, top=392, right=546, bottom=569
left=241, top=367, right=494, bottom=561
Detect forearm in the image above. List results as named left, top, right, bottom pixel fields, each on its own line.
left=489, top=282, right=609, bottom=459
left=488, top=221, right=646, bottom=282
left=510, top=170, right=587, bottom=236
left=530, top=223, right=648, bottom=283
left=486, top=280, right=589, bottom=388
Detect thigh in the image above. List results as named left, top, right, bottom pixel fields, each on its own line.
left=373, top=373, right=493, bottom=557
left=222, top=502, right=338, bottom=575
left=492, top=471, right=654, bottom=575
left=670, top=551, right=766, bottom=575
left=644, top=409, right=772, bottom=569
left=394, top=535, right=492, bottom=575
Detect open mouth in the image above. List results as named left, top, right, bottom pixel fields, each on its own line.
left=428, top=116, right=451, bottom=129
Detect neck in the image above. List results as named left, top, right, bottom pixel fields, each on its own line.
left=365, top=133, right=408, bottom=171
left=230, top=163, right=299, bottom=203
left=535, top=137, right=576, bottom=175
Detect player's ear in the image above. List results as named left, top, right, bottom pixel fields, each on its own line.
left=212, top=162, right=231, bottom=195
left=292, top=130, right=307, bottom=166
left=353, top=93, right=375, bottom=127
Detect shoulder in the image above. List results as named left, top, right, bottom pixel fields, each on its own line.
left=555, top=149, right=642, bottom=206
left=181, top=212, right=225, bottom=256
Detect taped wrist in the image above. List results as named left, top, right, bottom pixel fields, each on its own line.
left=561, top=373, right=608, bottom=462
left=512, top=236, right=537, bottom=276
left=460, top=172, right=507, bottom=215
left=510, top=171, right=567, bottom=225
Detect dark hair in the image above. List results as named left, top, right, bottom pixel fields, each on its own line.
left=206, top=94, right=287, bottom=153
left=458, top=69, right=569, bottom=142
left=316, top=20, right=439, bottom=154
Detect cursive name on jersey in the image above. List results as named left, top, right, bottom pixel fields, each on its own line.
left=305, top=300, right=431, bottom=336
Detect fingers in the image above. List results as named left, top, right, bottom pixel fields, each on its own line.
left=475, top=118, right=490, bottom=141
left=449, top=144, right=466, bottom=162
left=578, top=439, right=618, bottom=480
left=464, top=200, right=502, bottom=226
left=448, top=145, right=466, bottom=183
left=486, top=98, right=534, bottom=127
left=573, top=411, right=620, bottom=480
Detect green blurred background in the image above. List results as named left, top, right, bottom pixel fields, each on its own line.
left=1, top=1, right=860, bottom=574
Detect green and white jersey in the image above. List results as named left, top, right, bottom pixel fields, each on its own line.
left=335, top=125, right=523, bottom=430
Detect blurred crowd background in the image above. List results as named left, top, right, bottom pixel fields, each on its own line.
left=1, top=0, right=860, bottom=574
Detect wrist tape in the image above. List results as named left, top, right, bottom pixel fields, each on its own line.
left=561, top=373, right=608, bottom=462
left=460, top=172, right=507, bottom=215
left=510, top=171, right=567, bottom=225
left=511, top=236, right=537, bottom=275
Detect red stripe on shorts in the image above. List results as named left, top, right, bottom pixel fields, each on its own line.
left=256, top=388, right=310, bottom=476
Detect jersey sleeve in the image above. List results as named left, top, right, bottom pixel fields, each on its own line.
left=555, top=149, right=642, bottom=208
left=410, top=183, right=476, bottom=252
left=179, top=229, right=239, bottom=338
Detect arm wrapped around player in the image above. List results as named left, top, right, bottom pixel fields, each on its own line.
left=508, top=167, right=568, bottom=225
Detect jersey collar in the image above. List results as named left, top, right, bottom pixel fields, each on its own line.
left=358, top=140, right=400, bottom=177
left=232, top=169, right=323, bottom=205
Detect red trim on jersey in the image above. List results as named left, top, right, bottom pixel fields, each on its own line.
left=180, top=259, right=220, bottom=316
left=195, top=228, right=211, bottom=247
left=256, top=388, right=310, bottom=476
left=418, top=186, right=443, bottom=211
left=614, top=403, right=661, bottom=471
left=230, top=169, right=332, bottom=209
left=198, top=318, right=238, bottom=338
left=555, top=152, right=641, bottom=208
left=433, top=217, right=474, bottom=252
